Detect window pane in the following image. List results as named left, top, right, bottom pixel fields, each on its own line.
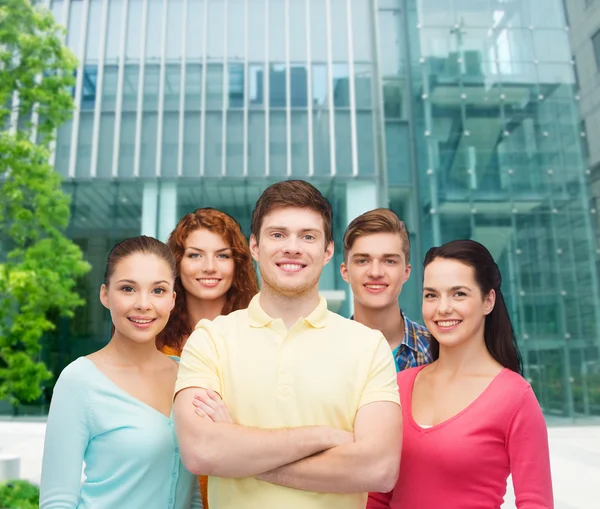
left=289, top=0, right=307, bottom=61
left=248, top=111, right=266, bottom=176
left=187, top=0, right=204, bottom=60
left=269, top=110, right=287, bottom=177
left=228, top=0, right=245, bottom=60
left=226, top=111, right=244, bottom=177
left=330, top=0, right=348, bottom=61
left=105, top=0, right=123, bottom=63
left=126, top=0, right=143, bottom=60
left=204, top=112, right=222, bottom=177
left=167, top=0, right=184, bottom=60
left=269, top=0, right=285, bottom=62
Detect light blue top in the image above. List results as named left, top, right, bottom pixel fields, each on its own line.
left=40, top=357, right=202, bottom=509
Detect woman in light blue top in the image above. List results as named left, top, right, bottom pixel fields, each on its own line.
left=40, top=236, right=202, bottom=509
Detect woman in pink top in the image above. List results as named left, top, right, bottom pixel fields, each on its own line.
left=368, top=240, right=553, bottom=509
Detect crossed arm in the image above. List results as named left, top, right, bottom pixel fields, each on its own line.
left=192, top=390, right=402, bottom=493
left=173, top=387, right=353, bottom=478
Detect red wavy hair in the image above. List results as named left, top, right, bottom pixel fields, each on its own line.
left=157, top=208, right=259, bottom=353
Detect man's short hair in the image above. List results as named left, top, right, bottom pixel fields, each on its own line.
left=343, top=208, right=410, bottom=264
left=251, top=180, right=333, bottom=245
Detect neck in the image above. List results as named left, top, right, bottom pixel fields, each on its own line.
left=186, top=293, right=227, bottom=327
left=353, top=301, right=404, bottom=350
left=259, top=284, right=321, bottom=329
left=434, top=330, right=497, bottom=377
left=105, top=332, right=161, bottom=367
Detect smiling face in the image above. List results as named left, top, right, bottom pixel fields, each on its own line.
left=100, top=252, right=176, bottom=344
left=422, top=258, right=495, bottom=350
left=179, top=228, right=235, bottom=307
left=340, top=232, right=411, bottom=312
left=250, top=207, right=334, bottom=298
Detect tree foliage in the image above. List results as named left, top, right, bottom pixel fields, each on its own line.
left=0, top=0, right=90, bottom=405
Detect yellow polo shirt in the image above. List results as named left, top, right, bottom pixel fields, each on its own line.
left=176, top=294, right=399, bottom=509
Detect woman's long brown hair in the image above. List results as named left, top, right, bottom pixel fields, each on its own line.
left=157, top=208, right=259, bottom=353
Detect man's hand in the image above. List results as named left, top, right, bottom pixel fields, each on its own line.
left=193, top=389, right=234, bottom=423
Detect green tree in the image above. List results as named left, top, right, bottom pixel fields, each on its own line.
left=0, top=0, right=90, bottom=406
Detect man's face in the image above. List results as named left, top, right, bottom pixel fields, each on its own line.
left=250, top=207, right=334, bottom=298
left=340, top=232, right=410, bottom=312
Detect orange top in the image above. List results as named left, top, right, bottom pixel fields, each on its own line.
left=161, top=344, right=209, bottom=509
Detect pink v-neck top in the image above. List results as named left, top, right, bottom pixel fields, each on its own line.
left=368, top=366, right=554, bottom=509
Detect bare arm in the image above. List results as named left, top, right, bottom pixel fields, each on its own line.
left=256, top=401, right=401, bottom=493
left=174, top=387, right=352, bottom=478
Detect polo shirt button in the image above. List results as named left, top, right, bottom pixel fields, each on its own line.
left=169, top=422, right=174, bottom=427
left=172, top=472, right=177, bottom=478
left=175, top=447, right=179, bottom=453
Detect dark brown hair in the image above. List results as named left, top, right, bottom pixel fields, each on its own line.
left=105, top=236, right=176, bottom=285
left=423, top=239, right=522, bottom=374
left=157, top=208, right=259, bottom=353
left=251, top=180, right=333, bottom=245
left=343, top=208, right=410, bottom=263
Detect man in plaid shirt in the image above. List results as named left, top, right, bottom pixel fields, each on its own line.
left=341, top=209, right=432, bottom=371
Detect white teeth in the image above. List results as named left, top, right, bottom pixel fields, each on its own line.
left=365, top=284, right=386, bottom=289
left=281, top=264, right=302, bottom=270
left=438, top=320, right=461, bottom=327
left=199, top=279, right=219, bottom=284
left=130, top=318, right=153, bottom=324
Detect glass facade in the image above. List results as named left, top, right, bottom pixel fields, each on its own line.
left=11, top=0, right=598, bottom=419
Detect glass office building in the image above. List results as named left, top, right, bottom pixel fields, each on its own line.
left=35, top=0, right=600, bottom=418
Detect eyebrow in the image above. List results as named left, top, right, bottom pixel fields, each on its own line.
left=265, top=226, right=321, bottom=234
left=185, top=246, right=232, bottom=253
left=116, top=279, right=171, bottom=286
left=352, top=252, right=402, bottom=258
left=423, top=285, right=472, bottom=292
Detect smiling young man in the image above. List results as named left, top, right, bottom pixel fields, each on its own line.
left=173, top=181, right=401, bottom=509
left=341, top=208, right=432, bottom=371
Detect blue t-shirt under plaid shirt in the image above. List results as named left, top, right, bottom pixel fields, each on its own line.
left=393, top=311, right=432, bottom=372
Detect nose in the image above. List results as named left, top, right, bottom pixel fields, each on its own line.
left=367, top=260, right=385, bottom=278
left=437, top=295, right=453, bottom=315
left=135, top=291, right=152, bottom=311
left=201, top=256, right=217, bottom=273
left=282, top=235, right=302, bottom=255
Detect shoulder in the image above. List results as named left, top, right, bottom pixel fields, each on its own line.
left=496, top=369, right=533, bottom=396
left=197, top=308, right=249, bottom=333
left=486, top=369, right=542, bottom=421
left=397, top=365, right=422, bottom=386
left=55, top=357, right=93, bottom=387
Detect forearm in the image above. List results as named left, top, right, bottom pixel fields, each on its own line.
left=181, top=420, right=340, bottom=478
left=256, top=440, right=399, bottom=493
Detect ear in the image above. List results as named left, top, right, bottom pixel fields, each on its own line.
left=171, top=291, right=177, bottom=311
left=340, top=261, right=350, bottom=283
left=403, top=263, right=412, bottom=284
left=249, top=234, right=259, bottom=262
left=100, top=284, right=110, bottom=309
left=322, top=240, right=334, bottom=266
left=484, top=289, right=496, bottom=315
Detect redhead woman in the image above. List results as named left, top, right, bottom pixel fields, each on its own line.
left=367, top=240, right=553, bottom=509
left=40, top=236, right=201, bottom=509
left=158, top=208, right=259, bottom=506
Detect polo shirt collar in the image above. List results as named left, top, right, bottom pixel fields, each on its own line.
left=248, top=293, right=328, bottom=329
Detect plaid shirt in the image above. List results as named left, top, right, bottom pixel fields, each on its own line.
left=350, top=311, right=432, bottom=372
left=394, top=311, right=432, bottom=372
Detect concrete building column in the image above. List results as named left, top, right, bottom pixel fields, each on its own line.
left=141, top=182, right=178, bottom=242
left=342, top=181, right=378, bottom=316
